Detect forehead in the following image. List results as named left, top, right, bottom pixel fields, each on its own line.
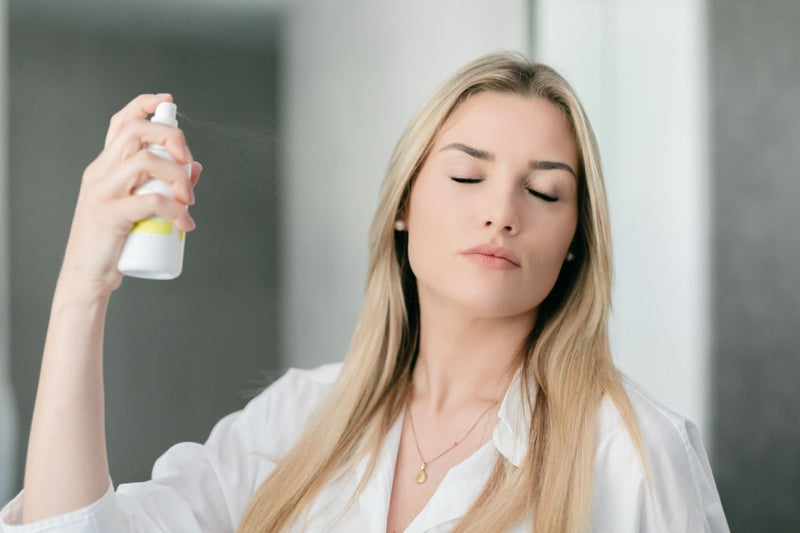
left=433, top=92, right=578, bottom=169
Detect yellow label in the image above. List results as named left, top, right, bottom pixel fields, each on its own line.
left=131, top=219, right=172, bottom=235
left=130, top=219, right=185, bottom=241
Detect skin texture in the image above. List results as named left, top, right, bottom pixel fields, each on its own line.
left=386, top=92, right=580, bottom=533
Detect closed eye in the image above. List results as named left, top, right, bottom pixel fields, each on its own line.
left=450, top=177, right=559, bottom=203
left=526, top=189, right=558, bottom=202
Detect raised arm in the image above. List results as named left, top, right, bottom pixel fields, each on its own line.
left=21, top=93, right=200, bottom=524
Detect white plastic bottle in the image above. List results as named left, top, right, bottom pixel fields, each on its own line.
left=117, top=101, right=192, bottom=280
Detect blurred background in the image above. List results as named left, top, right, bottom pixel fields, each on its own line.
left=0, top=0, right=797, bottom=530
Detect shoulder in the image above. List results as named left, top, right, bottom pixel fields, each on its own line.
left=592, top=376, right=729, bottom=532
left=597, top=377, right=699, bottom=465
left=269, top=360, right=344, bottom=390
left=112, top=362, right=346, bottom=528
left=239, top=361, right=344, bottom=430
left=202, top=361, right=344, bottom=461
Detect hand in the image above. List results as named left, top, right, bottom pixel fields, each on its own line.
left=58, top=93, right=202, bottom=297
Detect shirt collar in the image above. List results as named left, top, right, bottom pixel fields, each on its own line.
left=350, top=364, right=534, bottom=531
left=492, top=363, right=533, bottom=467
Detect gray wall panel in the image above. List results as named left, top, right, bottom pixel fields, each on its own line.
left=9, top=25, right=283, bottom=489
left=710, top=0, right=800, bottom=529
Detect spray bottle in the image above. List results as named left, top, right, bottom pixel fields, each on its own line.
left=117, top=101, right=192, bottom=280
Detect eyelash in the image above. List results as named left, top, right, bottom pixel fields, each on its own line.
left=450, top=177, right=559, bottom=203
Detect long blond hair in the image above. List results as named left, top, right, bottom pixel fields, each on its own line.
left=237, top=51, right=651, bottom=533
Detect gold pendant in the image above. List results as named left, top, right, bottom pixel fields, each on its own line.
left=416, top=463, right=427, bottom=484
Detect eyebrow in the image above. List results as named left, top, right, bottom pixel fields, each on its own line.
left=439, top=142, right=577, bottom=179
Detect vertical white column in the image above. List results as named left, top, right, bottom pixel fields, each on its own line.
left=0, top=0, right=18, bottom=502
left=282, top=0, right=528, bottom=369
left=534, top=0, right=711, bottom=436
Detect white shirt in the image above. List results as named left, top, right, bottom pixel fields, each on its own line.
left=1, top=362, right=730, bottom=532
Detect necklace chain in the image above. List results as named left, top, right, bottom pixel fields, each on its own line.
left=406, top=391, right=498, bottom=484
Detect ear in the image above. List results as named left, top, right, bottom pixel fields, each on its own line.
left=394, top=202, right=410, bottom=230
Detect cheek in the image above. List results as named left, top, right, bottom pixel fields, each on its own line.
left=522, top=249, right=563, bottom=296
left=518, top=214, right=578, bottom=291
left=406, top=180, right=454, bottom=276
left=405, top=172, right=475, bottom=293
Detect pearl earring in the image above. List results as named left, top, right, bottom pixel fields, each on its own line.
left=566, top=251, right=575, bottom=262
left=394, top=219, right=406, bottom=231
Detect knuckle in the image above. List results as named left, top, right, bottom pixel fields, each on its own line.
left=109, top=112, right=125, bottom=130
left=140, top=151, right=179, bottom=181
left=82, top=159, right=99, bottom=179
left=117, top=123, right=144, bottom=151
left=133, top=168, right=151, bottom=188
left=146, top=193, right=165, bottom=209
left=119, top=119, right=138, bottom=138
left=135, top=149, right=159, bottom=166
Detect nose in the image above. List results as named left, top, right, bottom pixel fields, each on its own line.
left=482, top=185, right=520, bottom=235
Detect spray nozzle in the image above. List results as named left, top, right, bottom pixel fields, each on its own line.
left=151, top=101, right=179, bottom=127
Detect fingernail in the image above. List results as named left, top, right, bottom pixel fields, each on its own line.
left=183, top=145, right=193, bottom=162
left=156, top=92, right=172, bottom=98
left=196, top=161, right=203, bottom=172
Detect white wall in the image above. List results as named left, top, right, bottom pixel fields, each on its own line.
left=1, top=0, right=19, bottom=503
left=534, top=0, right=711, bottom=436
left=282, top=0, right=529, bottom=368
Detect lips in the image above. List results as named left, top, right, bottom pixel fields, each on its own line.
left=461, top=243, right=521, bottom=267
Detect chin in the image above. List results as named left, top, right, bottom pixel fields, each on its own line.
left=446, top=286, right=538, bottom=320
left=415, top=269, right=542, bottom=319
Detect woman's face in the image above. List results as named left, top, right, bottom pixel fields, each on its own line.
left=404, top=91, right=580, bottom=319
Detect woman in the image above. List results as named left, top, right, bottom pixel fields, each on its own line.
left=2, top=52, right=728, bottom=532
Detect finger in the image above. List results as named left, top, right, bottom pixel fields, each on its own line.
left=190, top=161, right=202, bottom=189
left=98, top=149, right=194, bottom=205
left=102, top=119, right=191, bottom=167
left=113, top=193, right=196, bottom=233
left=105, top=93, right=173, bottom=149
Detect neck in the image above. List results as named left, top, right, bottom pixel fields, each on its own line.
left=411, top=289, right=536, bottom=416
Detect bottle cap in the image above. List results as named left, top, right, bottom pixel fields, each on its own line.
left=151, top=101, right=179, bottom=127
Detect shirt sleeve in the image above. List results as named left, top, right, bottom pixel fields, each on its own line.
left=1, top=438, right=233, bottom=532
left=0, top=365, right=339, bottom=533
left=1, top=479, right=124, bottom=532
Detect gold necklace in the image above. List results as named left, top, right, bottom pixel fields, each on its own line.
left=406, top=393, right=498, bottom=484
